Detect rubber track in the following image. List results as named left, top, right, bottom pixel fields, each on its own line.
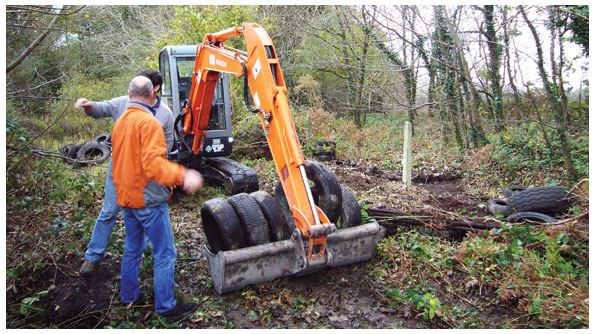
left=204, top=157, right=259, bottom=195
left=505, top=186, right=573, bottom=217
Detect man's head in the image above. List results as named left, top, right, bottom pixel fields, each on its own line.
left=128, top=76, right=153, bottom=105
left=138, top=69, right=163, bottom=96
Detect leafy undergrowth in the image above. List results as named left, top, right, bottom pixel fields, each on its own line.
left=6, top=112, right=589, bottom=329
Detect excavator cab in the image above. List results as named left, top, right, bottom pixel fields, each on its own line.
left=159, top=45, right=259, bottom=195
left=159, top=45, right=233, bottom=159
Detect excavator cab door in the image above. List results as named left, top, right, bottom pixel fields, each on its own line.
left=159, top=46, right=233, bottom=159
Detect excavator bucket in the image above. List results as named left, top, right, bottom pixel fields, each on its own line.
left=203, top=222, right=381, bottom=294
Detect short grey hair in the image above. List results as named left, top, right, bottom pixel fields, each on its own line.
left=128, top=76, right=153, bottom=98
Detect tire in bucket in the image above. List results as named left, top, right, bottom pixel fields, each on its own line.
left=76, top=142, right=111, bottom=165
left=338, top=185, right=362, bottom=229
left=304, top=160, right=342, bottom=225
left=227, top=193, right=270, bottom=247
left=201, top=197, right=246, bottom=252
left=487, top=199, right=508, bottom=216
left=274, top=181, right=297, bottom=233
left=505, top=186, right=574, bottom=217
left=250, top=191, right=290, bottom=241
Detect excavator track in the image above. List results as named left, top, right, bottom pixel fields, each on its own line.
left=195, top=157, right=259, bottom=195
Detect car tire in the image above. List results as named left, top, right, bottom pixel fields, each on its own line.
left=228, top=193, right=270, bottom=247
left=487, top=199, right=508, bottom=216
left=274, top=181, right=297, bottom=232
left=506, top=212, right=557, bottom=224
left=502, top=186, right=527, bottom=198
left=201, top=197, right=246, bottom=252
left=60, top=144, right=79, bottom=161
left=505, top=186, right=574, bottom=217
left=93, top=133, right=112, bottom=146
left=339, top=185, right=362, bottom=229
left=304, top=160, right=342, bottom=225
left=76, top=142, right=111, bottom=165
left=250, top=191, right=290, bottom=241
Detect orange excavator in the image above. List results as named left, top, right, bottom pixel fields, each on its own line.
left=163, top=22, right=381, bottom=294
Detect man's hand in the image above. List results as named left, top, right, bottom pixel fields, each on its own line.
left=74, top=98, right=93, bottom=113
left=182, top=168, right=204, bottom=193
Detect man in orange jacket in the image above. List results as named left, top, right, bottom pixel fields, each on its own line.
left=111, top=76, right=203, bottom=322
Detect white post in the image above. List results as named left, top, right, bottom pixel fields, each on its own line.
left=402, top=121, right=412, bottom=186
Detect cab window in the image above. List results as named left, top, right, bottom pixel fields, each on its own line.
left=159, top=51, right=171, bottom=96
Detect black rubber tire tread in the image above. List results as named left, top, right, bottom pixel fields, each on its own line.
left=487, top=199, right=508, bottom=216
left=506, top=212, right=557, bottom=224
left=60, top=144, right=79, bottom=159
left=93, top=133, right=112, bottom=145
left=339, top=185, right=362, bottom=229
left=227, top=193, right=270, bottom=247
left=313, top=147, right=336, bottom=155
left=505, top=186, right=573, bottom=217
left=274, top=181, right=297, bottom=233
left=76, top=142, right=111, bottom=165
left=250, top=191, right=290, bottom=241
left=502, top=186, right=527, bottom=198
left=201, top=197, right=246, bottom=252
left=315, top=140, right=336, bottom=148
left=304, top=160, right=342, bottom=225
left=313, top=154, right=334, bottom=162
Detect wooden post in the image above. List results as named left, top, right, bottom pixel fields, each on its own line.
left=403, top=121, right=412, bottom=186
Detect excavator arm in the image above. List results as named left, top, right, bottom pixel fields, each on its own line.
left=183, top=22, right=332, bottom=261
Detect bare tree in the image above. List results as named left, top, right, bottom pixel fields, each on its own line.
left=520, top=5, right=577, bottom=181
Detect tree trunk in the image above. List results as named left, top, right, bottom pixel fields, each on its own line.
left=520, top=5, right=577, bottom=181
left=446, top=8, right=487, bottom=146
left=502, top=7, right=523, bottom=118
left=482, top=5, right=504, bottom=132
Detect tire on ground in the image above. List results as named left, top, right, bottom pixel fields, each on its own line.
left=506, top=212, right=557, bottom=224
left=304, top=160, right=342, bottom=225
left=339, top=185, right=362, bottom=229
left=93, top=133, right=112, bottom=145
left=250, top=191, right=290, bottom=241
left=486, top=199, right=508, bottom=216
left=313, top=153, right=334, bottom=162
left=228, top=193, right=270, bottom=247
left=505, top=186, right=574, bottom=217
left=502, top=186, right=527, bottom=198
left=60, top=144, right=79, bottom=162
left=201, top=197, right=246, bottom=252
left=76, top=142, right=111, bottom=165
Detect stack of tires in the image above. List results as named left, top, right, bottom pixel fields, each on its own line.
left=59, top=133, right=112, bottom=166
left=487, top=186, right=575, bottom=224
left=312, top=140, right=336, bottom=162
left=201, top=160, right=362, bottom=252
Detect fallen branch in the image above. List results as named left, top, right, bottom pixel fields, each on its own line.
left=366, top=206, right=503, bottom=233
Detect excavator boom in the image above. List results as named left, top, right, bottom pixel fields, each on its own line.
left=183, top=22, right=380, bottom=293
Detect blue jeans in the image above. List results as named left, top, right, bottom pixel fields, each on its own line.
left=84, top=163, right=121, bottom=263
left=84, top=162, right=148, bottom=262
left=121, top=203, right=177, bottom=313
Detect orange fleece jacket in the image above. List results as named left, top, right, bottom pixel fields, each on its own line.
left=111, top=104, right=184, bottom=208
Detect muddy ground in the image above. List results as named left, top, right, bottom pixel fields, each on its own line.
left=6, top=159, right=520, bottom=329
